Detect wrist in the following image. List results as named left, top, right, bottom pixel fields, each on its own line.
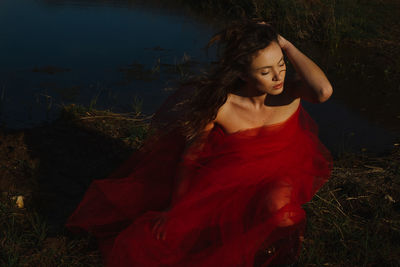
left=281, top=39, right=294, bottom=52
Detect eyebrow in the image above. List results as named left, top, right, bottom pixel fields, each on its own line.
left=255, top=56, right=284, bottom=70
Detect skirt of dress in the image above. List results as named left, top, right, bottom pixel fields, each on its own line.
left=65, top=102, right=332, bottom=267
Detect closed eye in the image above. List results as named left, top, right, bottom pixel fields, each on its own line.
left=260, top=61, right=285, bottom=75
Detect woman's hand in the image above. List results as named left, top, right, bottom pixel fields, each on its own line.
left=277, top=35, right=333, bottom=103
left=151, top=208, right=170, bottom=241
left=256, top=21, right=290, bottom=50
left=277, top=35, right=290, bottom=51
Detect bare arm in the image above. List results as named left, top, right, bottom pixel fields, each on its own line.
left=169, top=121, right=215, bottom=206
left=279, top=36, right=333, bottom=103
left=152, top=122, right=215, bottom=240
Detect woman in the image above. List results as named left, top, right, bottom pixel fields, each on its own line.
left=65, top=19, right=333, bottom=267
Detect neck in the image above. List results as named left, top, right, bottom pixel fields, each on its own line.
left=231, top=84, right=268, bottom=110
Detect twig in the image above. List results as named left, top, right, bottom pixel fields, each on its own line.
left=329, top=191, right=346, bottom=214
left=76, top=115, right=153, bottom=121
left=331, top=220, right=348, bottom=249
left=345, top=196, right=370, bottom=201
left=363, top=165, right=384, bottom=173
left=315, top=194, right=348, bottom=218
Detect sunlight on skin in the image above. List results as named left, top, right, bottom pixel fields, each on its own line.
left=264, top=181, right=295, bottom=227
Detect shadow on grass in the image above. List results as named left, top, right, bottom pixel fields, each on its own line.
left=23, top=117, right=135, bottom=235
left=0, top=105, right=149, bottom=266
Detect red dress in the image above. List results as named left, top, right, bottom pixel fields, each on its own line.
left=65, top=100, right=332, bottom=266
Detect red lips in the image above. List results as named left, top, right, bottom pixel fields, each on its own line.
left=273, top=82, right=283, bottom=89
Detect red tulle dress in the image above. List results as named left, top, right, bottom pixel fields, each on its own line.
left=65, top=97, right=332, bottom=266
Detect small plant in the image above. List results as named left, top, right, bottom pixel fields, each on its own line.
left=26, top=211, right=48, bottom=247
left=151, top=58, right=161, bottom=74
left=0, top=84, right=5, bottom=126
left=131, top=95, right=143, bottom=115
left=172, top=52, right=194, bottom=80
left=89, top=83, right=103, bottom=111
left=119, top=61, right=160, bottom=82
left=35, top=92, right=54, bottom=121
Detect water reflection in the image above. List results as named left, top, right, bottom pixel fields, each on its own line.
left=0, top=0, right=214, bottom=127
left=0, top=0, right=397, bottom=155
left=303, top=100, right=396, bottom=156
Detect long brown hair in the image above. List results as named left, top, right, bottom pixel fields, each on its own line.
left=150, top=18, right=279, bottom=146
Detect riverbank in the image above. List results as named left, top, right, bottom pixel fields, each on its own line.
left=172, top=0, right=399, bottom=48
left=134, top=0, right=400, bottom=83
left=155, top=0, right=400, bottom=136
left=1, top=104, right=399, bottom=266
left=182, top=0, right=400, bottom=101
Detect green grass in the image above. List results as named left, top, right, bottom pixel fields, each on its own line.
left=0, top=193, right=102, bottom=267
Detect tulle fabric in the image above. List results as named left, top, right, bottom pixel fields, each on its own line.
left=65, top=99, right=332, bottom=266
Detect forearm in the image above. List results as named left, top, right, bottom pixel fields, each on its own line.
left=282, top=40, right=333, bottom=101
left=169, top=145, right=197, bottom=206
left=170, top=164, right=192, bottom=207
left=169, top=127, right=212, bottom=207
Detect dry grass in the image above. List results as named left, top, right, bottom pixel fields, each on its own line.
left=1, top=104, right=399, bottom=266
left=299, top=150, right=400, bottom=266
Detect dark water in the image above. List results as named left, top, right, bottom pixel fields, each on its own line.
left=0, top=0, right=214, bottom=124
left=0, top=0, right=398, bottom=156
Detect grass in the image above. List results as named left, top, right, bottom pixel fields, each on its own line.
left=1, top=103, right=399, bottom=266
left=0, top=104, right=152, bottom=266
left=169, top=0, right=399, bottom=49
left=1, top=0, right=399, bottom=265
left=167, top=0, right=400, bottom=135
left=0, top=85, right=5, bottom=127
left=0, top=193, right=103, bottom=267
left=300, top=151, right=400, bottom=266
left=158, top=0, right=400, bottom=96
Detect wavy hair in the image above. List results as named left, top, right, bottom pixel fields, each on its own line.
left=151, top=18, right=279, bottom=146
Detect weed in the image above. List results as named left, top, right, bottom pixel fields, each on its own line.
left=89, top=83, right=103, bottom=111
left=131, top=95, right=143, bottom=115
left=0, top=84, right=5, bottom=127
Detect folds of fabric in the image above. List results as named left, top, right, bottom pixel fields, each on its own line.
left=65, top=102, right=332, bottom=267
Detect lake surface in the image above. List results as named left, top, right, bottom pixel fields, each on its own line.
left=0, top=0, right=398, bottom=156
left=0, top=0, right=214, bottom=123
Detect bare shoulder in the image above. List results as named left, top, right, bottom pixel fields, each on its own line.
left=213, top=96, right=234, bottom=125
left=217, top=92, right=300, bottom=121
left=203, top=120, right=215, bottom=132
left=214, top=94, right=300, bottom=134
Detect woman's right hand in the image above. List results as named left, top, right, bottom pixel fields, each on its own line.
left=277, top=35, right=290, bottom=50
left=151, top=208, right=170, bottom=241
left=256, top=22, right=290, bottom=50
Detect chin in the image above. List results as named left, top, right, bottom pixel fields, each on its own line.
left=267, top=88, right=284, bottom=95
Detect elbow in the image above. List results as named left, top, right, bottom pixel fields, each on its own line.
left=318, top=84, right=333, bottom=103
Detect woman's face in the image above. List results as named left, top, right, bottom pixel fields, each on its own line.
left=242, top=41, right=286, bottom=95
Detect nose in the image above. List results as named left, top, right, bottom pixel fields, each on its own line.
left=272, top=68, right=284, bottom=82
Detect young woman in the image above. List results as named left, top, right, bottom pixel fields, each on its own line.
left=66, top=19, right=333, bottom=267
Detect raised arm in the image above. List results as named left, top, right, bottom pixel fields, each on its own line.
left=278, top=35, right=333, bottom=103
